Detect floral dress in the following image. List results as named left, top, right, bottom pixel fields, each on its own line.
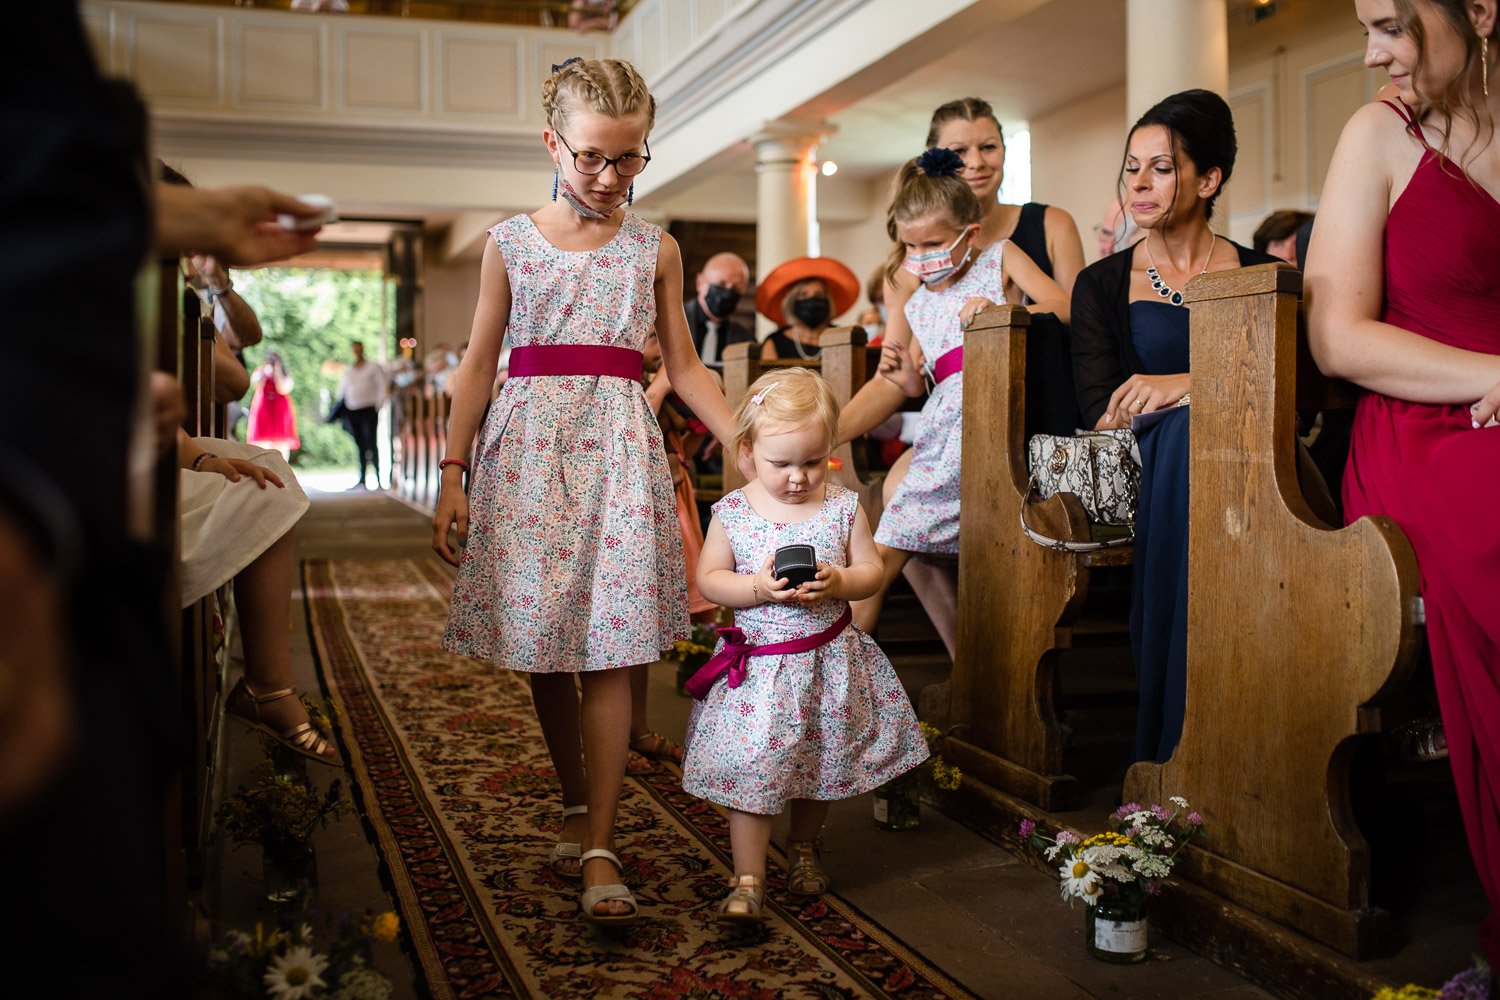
left=874, top=241, right=1007, bottom=555
left=681, top=485, right=928, bottom=813
left=443, top=213, right=687, bottom=672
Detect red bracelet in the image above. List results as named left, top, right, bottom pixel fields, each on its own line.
left=438, top=458, right=470, bottom=473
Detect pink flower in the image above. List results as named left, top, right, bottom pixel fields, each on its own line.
left=1188, top=811, right=1203, bottom=826
left=1018, top=819, right=1036, bottom=839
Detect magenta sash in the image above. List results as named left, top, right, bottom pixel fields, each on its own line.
left=933, top=345, right=963, bottom=384
left=683, top=607, right=853, bottom=701
left=507, top=344, right=643, bottom=383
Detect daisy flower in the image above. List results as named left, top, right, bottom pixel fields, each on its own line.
left=263, top=946, right=330, bottom=1000
left=1059, top=858, right=1102, bottom=903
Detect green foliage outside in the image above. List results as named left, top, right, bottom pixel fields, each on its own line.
left=233, top=268, right=393, bottom=470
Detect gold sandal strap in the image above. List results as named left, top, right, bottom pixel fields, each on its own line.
left=282, top=722, right=330, bottom=753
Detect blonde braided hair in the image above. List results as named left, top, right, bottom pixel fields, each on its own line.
left=542, top=58, right=657, bottom=133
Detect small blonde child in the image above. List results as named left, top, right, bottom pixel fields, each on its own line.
left=681, top=367, right=928, bottom=925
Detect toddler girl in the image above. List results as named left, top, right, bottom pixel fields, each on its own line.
left=682, top=367, right=928, bottom=925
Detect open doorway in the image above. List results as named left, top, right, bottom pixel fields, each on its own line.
left=232, top=264, right=397, bottom=493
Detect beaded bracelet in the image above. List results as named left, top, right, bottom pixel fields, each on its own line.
left=191, top=452, right=215, bottom=471
left=438, top=457, right=470, bottom=473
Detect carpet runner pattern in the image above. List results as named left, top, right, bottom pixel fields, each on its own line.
left=304, top=557, right=975, bottom=1000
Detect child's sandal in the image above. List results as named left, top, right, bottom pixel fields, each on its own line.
left=786, top=838, right=830, bottom=897
left=549, top=804, right=588, bottom=879
left=717, top=873, right=766, bottom=926
left=579, top=849, right=640, bottom=925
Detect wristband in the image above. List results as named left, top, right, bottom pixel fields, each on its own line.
left=438, top=458, right=470, bottom=473
left=191, top=452, right=215, bottom=471
left=206, top=281, right=233, bottom=299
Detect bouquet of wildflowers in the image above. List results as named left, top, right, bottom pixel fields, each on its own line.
left=217, top=757, right=349, bottom=849
left=203, top=908, right=401, bottom=1000
left=665, top=618, right=722, bottom=692
left=1019, top=797, right=1205, bottom=907
left=919, top=722, right=962, bottom=791
left=1370, top=959, right=1491, bottom=1000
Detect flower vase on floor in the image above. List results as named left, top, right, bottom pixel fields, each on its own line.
left=262, top=838, right=318, bottom=906
left=873, top=772, right=921, bottom=831
left=1085, top=895, right=1147, bottom=963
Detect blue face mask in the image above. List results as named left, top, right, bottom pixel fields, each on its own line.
left=903, top=229, right=973, bottom=285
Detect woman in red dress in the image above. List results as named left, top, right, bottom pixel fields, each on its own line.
left=246, top=350, right=300, bottom=460
left=1308, top=0, right=1500, bottom=966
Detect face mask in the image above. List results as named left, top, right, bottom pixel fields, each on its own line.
left=704, top=283, right=741, bottom=319
left=557, top=174, right=624, bottom=220
left=791, top=295, right=832, bottom=328
left=904, top=229, right=973, bottom=285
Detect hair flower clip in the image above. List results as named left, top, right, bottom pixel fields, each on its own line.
left=551, top=56, right=584, bottom=74
left=751, top=386, right=774, bottom=406
left=915, top=147, right=965, bottom=178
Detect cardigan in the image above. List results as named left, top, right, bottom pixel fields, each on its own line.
left=1070, top=239, right=1277, bottom=428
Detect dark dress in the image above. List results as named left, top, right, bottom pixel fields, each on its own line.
left=766, top=325, right=823, bottom=361
left=1343, top=102, right=1500, bottom=967
left=1010, top=202, right=1080, bottom=438
left=1127, top=303, right=1191, bottom=763
left=1070, top=241, right=1278, bottom=764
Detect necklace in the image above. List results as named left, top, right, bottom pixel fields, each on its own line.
left=1144, top=231, right=1216, bottom=307
left=788, top=330, right=819, bottom=360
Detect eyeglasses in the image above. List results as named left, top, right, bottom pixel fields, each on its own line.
left=554, top=130, right=651, bottom=177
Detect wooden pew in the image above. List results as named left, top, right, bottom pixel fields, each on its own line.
left=939, top=304, right=1131, bottom=812
left=1123, top=263, right=1422, bottom=977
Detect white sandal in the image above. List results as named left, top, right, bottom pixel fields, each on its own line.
left=579, top=848, right=640, bottom=925
left=549, top=804, right=588, bottom=879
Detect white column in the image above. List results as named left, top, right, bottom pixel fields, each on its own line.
left=753, top=123, right=828, bottom=340
left=1126, top=0, right=1229, bottom=124
left=1126, top=0, right=1230, bottom=228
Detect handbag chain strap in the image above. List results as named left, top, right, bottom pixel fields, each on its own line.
left=1018, top=476, right=1135, bottom=553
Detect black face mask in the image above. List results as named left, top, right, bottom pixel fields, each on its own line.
left=790, top=295, right=832, bottom=328
left=704, top=283, right=740, bottom=319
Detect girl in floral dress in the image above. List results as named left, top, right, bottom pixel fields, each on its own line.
left=682, top=367, right=928, bottom=926
left=848, top=148, right=1068, bottom=650
left=431, top=57, right=735, bottom=926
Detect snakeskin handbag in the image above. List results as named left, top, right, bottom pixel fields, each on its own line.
left=1023, top=429, right=1141, bottom=550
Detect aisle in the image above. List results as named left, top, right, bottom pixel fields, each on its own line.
left=207, top=488, right=1269, bottom=1000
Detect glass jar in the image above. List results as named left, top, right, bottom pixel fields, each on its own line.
left=873, top=773, right=921, bottom=831
left=262, top=838, right=318, bottom=907
left=1085, top=895, right=1147, bottom=963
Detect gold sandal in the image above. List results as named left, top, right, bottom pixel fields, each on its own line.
left=550, top=804, right=588, bottom=879
left=226, top=678, right=339, bottom=765
left=717, top=873, right=766, bottom=926
left=629, top=730, right=684, bottom=764
left=786, top=838, right=829, bottom=897
left=579, top=849, right=640, bottom=926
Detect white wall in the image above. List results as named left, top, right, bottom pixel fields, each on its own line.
left=1030, top=86, right=1127, bottom=264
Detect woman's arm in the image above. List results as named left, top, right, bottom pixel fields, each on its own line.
left=1002, top=242, right=1070, bottom=323
left=212, top=336, right=250, bottom=403
left=657, top=234, right=736, bottom=446
left=1307, top=101, right=1500, bottom=404
left=836, top=273, right=918, bottom=443
left=1042, top=205, right=1087, bottom=297
left=1070, top=261, right=1128, bottom=428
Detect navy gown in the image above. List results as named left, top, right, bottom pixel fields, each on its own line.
left=1127, top=302, right=1191, bottom=763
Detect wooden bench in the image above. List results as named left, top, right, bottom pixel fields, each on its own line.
left=392, top=384, right=450, bottom=513
left=937, top=303, right=1131, bottom=813
left=1124, top=263, right=1422, bottom=975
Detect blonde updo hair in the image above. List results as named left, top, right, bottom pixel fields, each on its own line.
left=542, top=58, right=657, bottom=132
left=731, top=367, right=839, bottom=460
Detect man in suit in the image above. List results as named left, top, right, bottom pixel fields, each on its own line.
left=685, top=251, right=753, bottom=366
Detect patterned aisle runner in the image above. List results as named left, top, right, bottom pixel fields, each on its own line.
left=305, top=557, right=976, bottom=1000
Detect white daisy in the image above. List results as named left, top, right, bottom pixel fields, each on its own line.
left=263, top=946, right=330, bottom=1000
left=1059, top=858, right=1102, bottom=903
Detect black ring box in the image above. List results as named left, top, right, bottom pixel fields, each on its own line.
left=774, top=544, right=818, bottom=587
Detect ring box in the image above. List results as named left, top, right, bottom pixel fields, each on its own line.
left=774, top=544, right=818, bottom=587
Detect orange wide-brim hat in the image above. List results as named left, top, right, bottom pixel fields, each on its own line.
left=754, top=256, right=861, bottom=326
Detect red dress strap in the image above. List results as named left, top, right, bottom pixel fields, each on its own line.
left=1380, top=98, right=1427, bottom=143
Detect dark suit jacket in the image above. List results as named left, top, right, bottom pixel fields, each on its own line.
left=685, top=298, right=753, bottom=365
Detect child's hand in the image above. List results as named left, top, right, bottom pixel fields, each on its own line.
left=959, top=296, right=996, bottom=328
left=432, top=487, right=470, bottom=567
left=795, top=563, right=842, bottom=603
left=754, top=555, right=796, bottom=604
left=201, top=456, right=284, bottom=489
left=877, top=341, right=925, bottom=398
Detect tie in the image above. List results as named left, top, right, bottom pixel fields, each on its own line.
left=701, top=320, right=720, bottom=365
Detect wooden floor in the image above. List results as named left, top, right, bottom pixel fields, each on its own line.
left=201, top=483, right=1274, bottom=999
